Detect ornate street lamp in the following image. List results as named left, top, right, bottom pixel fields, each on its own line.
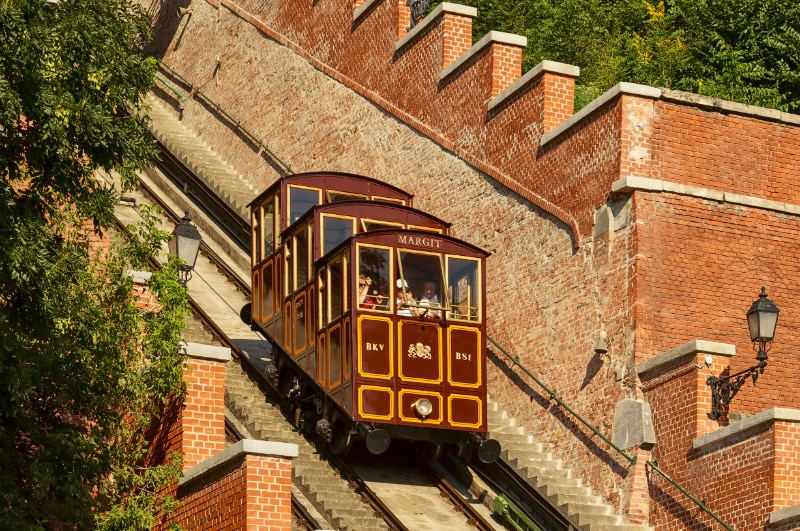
left=407, top=0, right=431, bottom=30
left=169, top=211, right=202, bottom=286
left=707, top=287, right=779, bottom=420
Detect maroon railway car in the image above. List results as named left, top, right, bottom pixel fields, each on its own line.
left=246, top=172, right=499, bottom=462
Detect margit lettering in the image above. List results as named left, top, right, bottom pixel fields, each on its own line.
left=396, top=234, right=443, bottom=248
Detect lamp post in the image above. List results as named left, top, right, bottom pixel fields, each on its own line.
left=169, top=211, right=202, bottom=286
left=707, top=287, right=779, bottom=420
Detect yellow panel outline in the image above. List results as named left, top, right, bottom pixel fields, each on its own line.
left=355, top=242, right=394, bottom=314
left=371, top=195, right=406, bottom=206
left=293, top=291, right=308, bottom=355
left=398, top=322, right=443, bottom=384
left=357, top=385, right=395, bottom=421
left=446, top=326, right=482, bottom=389
left=357, top=315, right=394, bottom=380
left=326, top=323, right=342, bottom=388
left=447, top=394, right=483, bottom=429
left=397, top=390, right=444, bottom=425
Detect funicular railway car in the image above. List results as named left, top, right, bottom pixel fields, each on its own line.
left=246, top=172, right=500, bottom=463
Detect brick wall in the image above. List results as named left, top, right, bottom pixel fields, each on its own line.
left=638, top=344, right=800, bottom=530
left=141, top=0, right=800, bottom=524
left=147, top=344, right=297, bottom=530
left=157, top=441, right=296, bottom=531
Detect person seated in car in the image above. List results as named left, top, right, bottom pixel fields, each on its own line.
left=395, top=279, right=416, bottom=317
left=418, top=280, right=441, bottom=318
left=358, top=275, right=376, bottom=309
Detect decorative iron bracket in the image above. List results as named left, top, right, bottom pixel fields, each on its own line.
left=706, top=360, right=766, bottom=420
left=407, top=0, right=432, bottom=30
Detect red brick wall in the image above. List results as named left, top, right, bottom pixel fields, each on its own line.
left=144, top=354, right=227, bottom=472
left=181, top=356, right=227, bottom=469
left=158, top=452, right=293, bottom=531
left=147, top=350, right=295, bottom=530
left=633, top=192, right=800, bottom=413
left=640, top=350, right=800, bottom=530
left=142, top=0, right=800, bottom=524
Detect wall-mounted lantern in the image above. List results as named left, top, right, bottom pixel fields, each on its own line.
left=169, top=211, right=202, bottom=286
left=707, top=287, right=779, bottom=420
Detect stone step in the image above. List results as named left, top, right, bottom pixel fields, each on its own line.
left=222, top=359, right=388, bottom=531
left=486, top=399, right=653, bottom=531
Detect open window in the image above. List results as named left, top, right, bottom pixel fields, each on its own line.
left=262, top=196, right=276, bottom=258
left=362, top=219, right=403, bottom=232
left=328, top=190, right=367, bottom=203
left=397, top=250, right=446, bottom=318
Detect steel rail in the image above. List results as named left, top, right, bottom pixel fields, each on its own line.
left=422, top=464, right=497, bottom=531
left=137, top=143, right=609, bottom=531
left=487, top=336, right=734, bottom=530
left=155, top=60, right=294, bottom=176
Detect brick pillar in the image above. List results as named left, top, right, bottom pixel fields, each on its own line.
left=397, top=0, right=410, bottom=39
left=488, top=39, right=524, bottom=98
left=487, top=60, right=579, bottom=136
left=441, top=10, right=474, bottom=69
left=243, top=450, right=295, bottom=529
left=180, top=342, right=231, bottom=470
left=163, top=440, right=299, bottom=531
left=636, top=340, right=736, bottom=439
left=541, top=70, right=576, bottom=133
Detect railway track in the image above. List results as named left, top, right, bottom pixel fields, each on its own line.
left=110, top=157, right=519, bottom=531
left=112, top=90, right=595, bottom=526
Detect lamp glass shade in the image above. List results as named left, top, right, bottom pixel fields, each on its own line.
left=169, top=213, right=202, bottom=269
left=746, top=288, right=779, bottom=342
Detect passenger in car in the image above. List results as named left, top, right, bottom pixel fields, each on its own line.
left=419, top=280, right=441, bottom=318
left=358, top=275, right=376, bottom=309
left=395, top=279, right=416, bottom=317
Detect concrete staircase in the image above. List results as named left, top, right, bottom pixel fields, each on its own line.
left=144, top=88, right=653, bottom=531
left=487, top=401, right=652, bottom=531
left=141, top=93, right=257, bottom=222
left=224, top=360, right=388, bottom=531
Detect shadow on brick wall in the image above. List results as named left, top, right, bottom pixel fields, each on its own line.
left=488, top=349, right=631, bottom=479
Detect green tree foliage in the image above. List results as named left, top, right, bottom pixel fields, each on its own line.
left=456, top=0, right=800, bottom=111
left=0, top=0, right=188, bottom=528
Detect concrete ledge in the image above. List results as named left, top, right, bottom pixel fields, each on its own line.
left=663, top=180, right=725, bottom=201
left=541, top=82, right=660, bottom=146
left=180, top=438, right=299, bottom=486
left=661, top=89, right=800, bottom=126
left=180, top=341, right=232, bottom=362
left=396, top=2, right=477, bottom=53
left=488, top=60, right=580, bottom=113
left=439, top=30, right=527, bottom=82
left=693, top=408, right=800, bottom=451
left=636, top=340, right=735, bottom=377
left=126, top=270, right=153, bottom=284
left=611, top=176, right=800, bottom=217
left=770, top=504, right=800, bottom=525
left=611, top=175, right=663, bottom=194
left=353, top=0, right=380, bottom=24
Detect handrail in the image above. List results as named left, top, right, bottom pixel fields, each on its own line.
left=646, top=461, right=733, bottom=531
left=487, top=335, right=734, bottom=529
left=154, top=60, right=294, bottom=176
left=487, top=336, right=636, bottom=464
left=154, top=74, right=186, bottom=105
left=494, top=494, right=543, bottom=531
